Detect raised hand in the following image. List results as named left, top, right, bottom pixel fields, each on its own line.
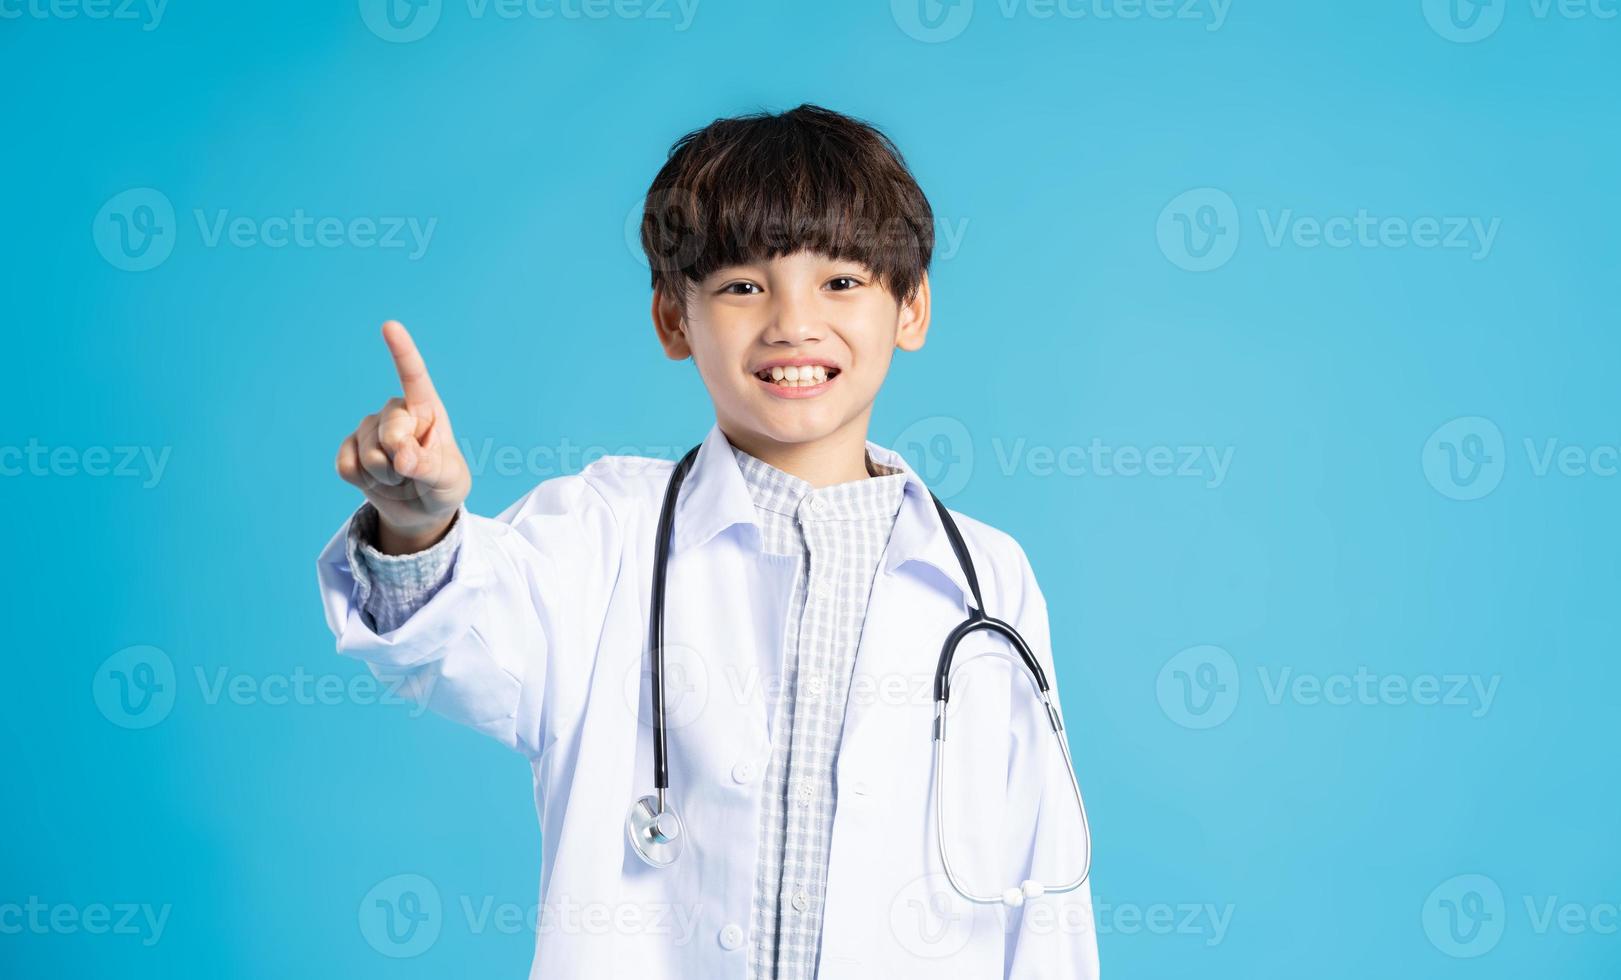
left=335, top=321, right=471, bottom=554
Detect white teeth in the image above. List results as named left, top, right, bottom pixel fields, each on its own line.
left=761, top=365, right=831, bottom=387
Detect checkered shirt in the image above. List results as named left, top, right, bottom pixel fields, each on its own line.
left=728, top=443, right=907, bottom=980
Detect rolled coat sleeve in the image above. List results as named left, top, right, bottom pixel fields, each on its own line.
left=315, top=470, right=622, bottom=759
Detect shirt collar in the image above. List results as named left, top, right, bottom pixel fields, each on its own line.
left=672, top=420, right=976, bottom=607
left=729, top=441, right=905, bottom=520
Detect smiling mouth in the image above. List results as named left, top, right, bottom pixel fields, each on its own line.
left=754, top=365, right=840, bottom=388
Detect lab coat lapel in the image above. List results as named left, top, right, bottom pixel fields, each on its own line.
left=837, top=446, right=976, bottom=756
left=662, top=421, right=794, bottom=747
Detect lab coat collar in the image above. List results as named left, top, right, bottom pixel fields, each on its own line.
left=671, top=421, right=975, bottom=610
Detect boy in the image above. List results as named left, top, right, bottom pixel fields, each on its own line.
left=319, top=104, right=1097, bottom=979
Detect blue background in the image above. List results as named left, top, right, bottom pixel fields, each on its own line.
left=3, top=0, right=1617, bottom=976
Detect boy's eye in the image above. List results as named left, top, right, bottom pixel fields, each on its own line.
left=828, top=276, right=862, bottom=291
left=720, top=281, right=762, bottom=295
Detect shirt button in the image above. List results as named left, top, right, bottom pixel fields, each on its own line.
left=795, top=782, right=813, bottom=807
left=804, top=676, right=825, bottom=699
left=719, top=923, right=745, bottom=950
left=792, top=888, right=811, bottom=913
left=731, top=759, right=756, bottom=784
left=813, top=579, right=832, bottom=600
left=810, top=496, right=828, bottom=515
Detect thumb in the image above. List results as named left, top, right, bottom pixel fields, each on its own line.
left=394, top=440, right=421, bottom=477
left=397, top=415, right=458, bottom=485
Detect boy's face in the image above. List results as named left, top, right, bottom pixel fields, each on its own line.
left=653, top=249, right=930, bottom=452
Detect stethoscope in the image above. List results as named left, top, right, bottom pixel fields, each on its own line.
left=626, top=443, right=1092, bottom=907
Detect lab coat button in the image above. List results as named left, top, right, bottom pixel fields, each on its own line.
left=719, top=923, right=745, bottom=950
left=731, top=760, right=756, bottom=784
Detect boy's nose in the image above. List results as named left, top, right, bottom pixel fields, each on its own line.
left=760, top=294, right=826, bottom=345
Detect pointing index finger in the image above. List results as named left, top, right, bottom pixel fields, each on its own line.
left=381, top=320, right=439, bottom=410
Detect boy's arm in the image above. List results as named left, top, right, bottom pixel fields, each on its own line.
left=321, top=319, right=620, bottom=757
left=1002, top=547, right=1101, bottom=980
left=315, top=470, right=622, bottom=758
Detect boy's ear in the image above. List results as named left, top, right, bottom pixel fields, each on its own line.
left=894, top=271, right=931, bottom=353
left=651, top=283, right=692, bottom=360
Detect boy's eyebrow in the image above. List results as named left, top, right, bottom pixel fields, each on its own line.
left=703, top=263, right=765, bottom=281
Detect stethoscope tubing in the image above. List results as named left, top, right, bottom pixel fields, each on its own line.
left=647, top=443, right=702, bottom=808
left=932, top=661, right=1092, bottom=905
left=634, top=440, right=1093, bottom=905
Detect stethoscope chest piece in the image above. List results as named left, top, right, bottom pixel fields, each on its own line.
left=626, top=794, right=685, bottom=868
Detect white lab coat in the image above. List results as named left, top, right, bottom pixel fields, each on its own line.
left=317, top=420, right=1099, bottom=979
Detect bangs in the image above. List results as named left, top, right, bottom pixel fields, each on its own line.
left=641, top=105, right=935, bottom=304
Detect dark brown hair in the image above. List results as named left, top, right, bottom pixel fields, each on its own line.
left=639, top=103, right=935, bottom=307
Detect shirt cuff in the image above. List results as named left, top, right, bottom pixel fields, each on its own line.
left=345, top=502, right=465, bottom=633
